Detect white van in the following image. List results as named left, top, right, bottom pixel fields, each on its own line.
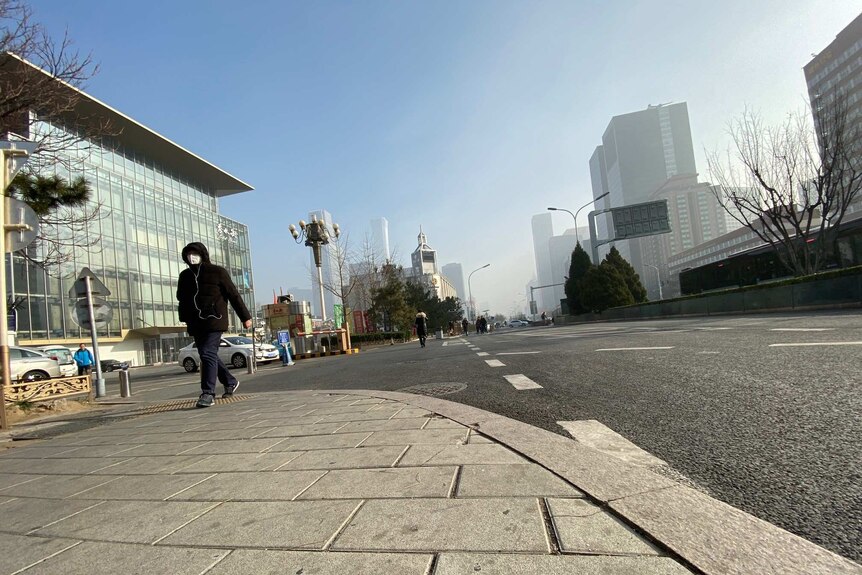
left=33, top=345, right=77, bottom=377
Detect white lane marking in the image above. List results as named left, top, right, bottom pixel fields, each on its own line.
left=442, top=342, right=448, bottom=347
left=557, top=420, right=666, bottom=467
left=634, top=330, right=688, bottom=334
left=497, top=351, right=542, bottom=355
left=504, top=374, right=543, bottom=390
left=770, top=328, right=834, bottom=332
left=485, top=359, right=505, bottom=367
left=769, top=341, right=862, bottom=347
left=595, top=347, right=675, bottom=352
left=696, top=327, right=732, bottom=330
left=698, top=351, right=721, bottom=355
left=476, top=352, right=490, bottom=357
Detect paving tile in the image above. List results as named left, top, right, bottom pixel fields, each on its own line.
left=0, top=497, right=102, bottom=533
left=0, top=474, right=117, bottom=499
left=175, top=452, right=303, bottom=473
left=399, top=444, right=528, bottom=466
left=316, top=411, right=402, bottom=423
left=252, top=422, right=349, bottom=438
left=299, top=467, right=456, bottom=499
left=0, top=472, right=42, bottom=489
left=0, top=534, right=81, bottom=575
left=207, top=549, right=432, bottom=575
left=0, top=457, right=128, bottom=475
left=391, top=408, right=434, bottom=419
left=434, top=553, right=694, bottom=574
left=304, top=405, right=378, bottom=416
left=347, top=398, right=390, bottom=406
left=458, top=465, right=585, bottom=497
left=69, top=473, right=214, bottom=500
left=279, top=446, right=406, bottom=470
left=423, top=418, right=467, bottom=430
left=547, top=498, right=660, bottom=555
left=245, top=416, right=327, bottom=429
left=361, top=429, right=468, bottom=447
left=335, top=418, right=428, bottom=433
left=268, top=432, right=372, bottom=451
left=161, top=500, right=361, bottom=549
left=468, top=433, right=495, bottom=444
left=35, top=500, right=217, bottom=543
left=89, top=455, right=211, bottom=475
left=106, top=442, right=213, bottom=457
left=0, top=445, right=85, bottom=459
left=18, top=540, right=229, bottom=575
left=181, top=438, right=289, bottom=454
left=170, top=470, right=325, bottom=501
left=332, top=498, right=547, bottom=552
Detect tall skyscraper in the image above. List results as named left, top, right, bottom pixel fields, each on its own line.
left=369, top=217, right=391, bottom=263
left=804, top=12, right=862, bottom=216
left=589, top=103, right=697, bottom=278
left=441, top=263, right=466, bottom=303
left=548, top=231, right=578, bottom=312
left=308, top=209, right=340, bottom=319
left=530, top=213, right=555, bottom=312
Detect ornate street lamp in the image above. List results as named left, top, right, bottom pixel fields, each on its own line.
left=289, top=214, right=340, bottom=322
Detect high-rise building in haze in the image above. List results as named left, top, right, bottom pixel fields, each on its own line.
left=531, top=213, right=555, bottom=312
left=548, top=231, right=578, bottom=312
left=308, top=209, right=340, bottom=319
left=441, top=263, right=466, bottom=303
left=589, top=102, right=697, bottom=282
left=370, top=217, right=391, bottom=263
left=804, top=12, right=862, bottom=217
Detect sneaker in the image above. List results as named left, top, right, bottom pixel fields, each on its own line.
left=222, top=380, right=240, bottom=398
left=196, top=393, right=214, bottom=408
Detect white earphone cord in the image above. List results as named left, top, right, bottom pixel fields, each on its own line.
left=193, top=265, right=223, bottom=320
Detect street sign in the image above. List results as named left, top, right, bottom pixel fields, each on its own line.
left=610, top=200, right=671, bottom=241
left=69, top=267, right=111, bottom=298
left=4, top=197, right=39, bottom=252
left=529, top=300, right=538, bottom=315
left=277, top=330, right=291, bottom=345
left=73, top=296, right=113, bottom=331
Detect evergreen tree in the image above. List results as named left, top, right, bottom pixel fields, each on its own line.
left=604, top=246, right=647, bottom=303
left=7, top=173, right=91, bottom=217
left=564, top=242, right=593, bottom=314
left=368, top=264, right=411, bottom=332
left=580, top=262, right=635, bottom=312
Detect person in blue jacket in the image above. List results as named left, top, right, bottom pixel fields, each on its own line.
left=73, top=343, right=94, bottom=376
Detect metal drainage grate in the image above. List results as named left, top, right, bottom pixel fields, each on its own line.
left=133, top=394, right=251, bottom=415
left=397, top=383, right=467, bottom=397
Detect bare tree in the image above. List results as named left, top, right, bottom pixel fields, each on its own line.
left=0, top=0, right=115, bottom=269
left=707, top=94, right=862, bottom=276
left=319, top=233, right=358, bottom=331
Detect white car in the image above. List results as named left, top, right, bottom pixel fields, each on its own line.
left=508, top=320, right=529, bottom=327
left=178, top=336, right=279, bottom=373
left=32, top=345, right=78, bottom=377
left=9, top=346, right=62, bottom=381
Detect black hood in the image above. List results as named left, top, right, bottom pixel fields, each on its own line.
left=181, top=242, right=211, bottom=265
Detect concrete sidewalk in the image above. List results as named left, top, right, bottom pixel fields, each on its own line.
left=0, top=390, right=858, bottom=575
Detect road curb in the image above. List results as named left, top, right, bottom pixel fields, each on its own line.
left=314, top=388, right=862, bottom=575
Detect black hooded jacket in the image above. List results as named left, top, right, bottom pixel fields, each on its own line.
left=177, top=242, right=252, bottom=336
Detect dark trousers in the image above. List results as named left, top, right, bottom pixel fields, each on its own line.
left=78, top=365, right=92, bottom=376
left=194, top=331, right=237, bottom=396
left=417, top=330, right=427, bottom=347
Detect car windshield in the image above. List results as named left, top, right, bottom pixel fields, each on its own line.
left=224, top=337, right=253, bottom=345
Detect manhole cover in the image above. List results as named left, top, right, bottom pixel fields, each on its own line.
left=397, top=383, right=466, bottom=397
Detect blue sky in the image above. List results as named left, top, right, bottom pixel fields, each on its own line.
left=31, top=0, right=862, bottom=314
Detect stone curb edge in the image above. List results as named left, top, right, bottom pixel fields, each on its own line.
left=313, top=388, right=861, bottom=575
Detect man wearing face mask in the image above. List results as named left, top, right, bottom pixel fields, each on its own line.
left=177, top=242, right=253, bottom=408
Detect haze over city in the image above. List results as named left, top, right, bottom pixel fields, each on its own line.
left=32, top=0, right=862, bottom=313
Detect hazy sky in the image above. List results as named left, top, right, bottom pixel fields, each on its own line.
left=31, top=0, right=861, bottom=315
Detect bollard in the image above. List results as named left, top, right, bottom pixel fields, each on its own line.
left=247, top=355, right=255, bottom=374
left=119, top=369, right=131, bottom=398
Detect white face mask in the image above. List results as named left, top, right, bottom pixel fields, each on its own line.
left=188, top=254, right=202, bottom=265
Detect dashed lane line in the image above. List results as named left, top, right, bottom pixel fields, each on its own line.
left=504, top=374, right=543, bottom=390
left=496, top=351, right=542, bottom=355
left=769, top=341, right=862, bottom=347
left=770, top=328, right=834, bottom=332
left=476, top=352, right=490, bottom=357
left=595, top=346, right=675, bottom=352
left=485, top=359, right=505, bottom=367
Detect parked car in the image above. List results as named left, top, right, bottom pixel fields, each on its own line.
left=100, top=359, right=130, bottom=372
left=508, top=319, right=529, bottom=327
left=9, top=346, right=61, bottom=382
left=178, top=336, right=279, bottom=373
left=32, top=345, right=77, bottom=377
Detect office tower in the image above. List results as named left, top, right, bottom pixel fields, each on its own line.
left=531, top=213, right=555, bottom=312
left=370, top=217, right=391, bottom=263
left=441, top=263, right=467, bottom=303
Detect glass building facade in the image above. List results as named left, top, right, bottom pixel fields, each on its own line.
left=7, top=77, right=254, bottom=366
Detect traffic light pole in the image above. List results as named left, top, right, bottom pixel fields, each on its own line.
left=85, top=276, right=106, bottom=398
left=0, top=154, right=11, bottom=429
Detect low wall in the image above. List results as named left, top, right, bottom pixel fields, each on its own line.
left=558, top=269, right=862, bottom=324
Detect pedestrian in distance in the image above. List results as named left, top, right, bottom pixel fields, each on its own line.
left=176, top=242, right=253, bottom=408
left=462, top=317, right=469, bottom=337
left=415, top=309, right=428, bottom=348
left=280, top=341, right=295, bottom=366
left=73, top=343, right=94, bottom=377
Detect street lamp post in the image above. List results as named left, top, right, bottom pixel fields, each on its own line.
left=548, top=191, right=610, bottom=245
left=289, top=214, right=340, bottom=322
left=467, top=263, right=490, bottom=321
left=644, top=264, right=663, bottom=300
